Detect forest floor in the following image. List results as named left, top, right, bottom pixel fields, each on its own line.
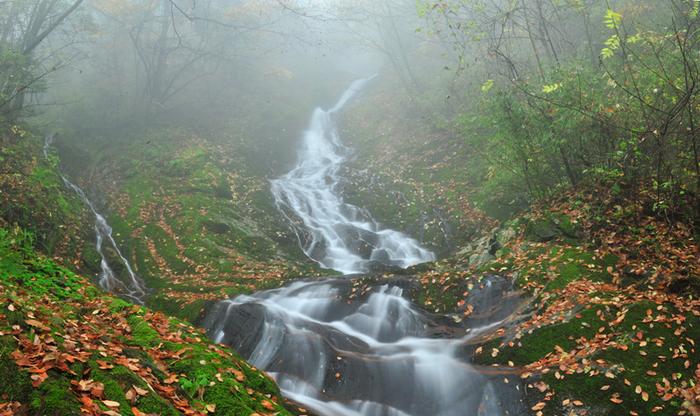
left=401, top=185, right=700, bottom=416
left=1, top=103, right=699, bottom=416
left=0, top=226, right=300, bottom=416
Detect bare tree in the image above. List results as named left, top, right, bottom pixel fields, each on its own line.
left=0, top=0, right=84, bottom=119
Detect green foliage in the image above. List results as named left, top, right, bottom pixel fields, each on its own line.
left=604, top=9, right=622, bottom=29
left=426, top=0, right=699, bottom=222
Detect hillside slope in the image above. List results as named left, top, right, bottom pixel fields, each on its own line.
left=395, top=183, right=700, bottom=415
left=0, top=226, right=296, bottom=416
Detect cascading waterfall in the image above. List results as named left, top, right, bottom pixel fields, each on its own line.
left=204, top=279, right=523, bottom=416
left=271, top=77, right=435, bottom=275
left=204, top=80, right=525, bottom=416
left=43, top=134, right=147, bottom=304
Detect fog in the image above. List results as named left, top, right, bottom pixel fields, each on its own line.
left=3, top=1, right=699, bottom=416
left=17, top=0, right=452, bottom=148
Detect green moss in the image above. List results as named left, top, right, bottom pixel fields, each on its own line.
left=475, top=305, right=603, bottom=366
left=89, top=364, right=180, bottom=416
left=0, top=336, right=33, bottom=403
left=149, top=295, right=206, bottom=322
left=514, top=246, right=612, bottom=290
left=167, top=343, right=288, bottom=415
left=109, top=297, right=132, bottom=313
left=127, top=315, right=160, bottom=348
left=29, top=377, right=81, bottom=415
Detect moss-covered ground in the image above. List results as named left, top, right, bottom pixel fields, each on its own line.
left=48, top=128, right=331, bottom=321
left=385, top=191, right=700, bottom=416
left=0, top=226, right=298, bottom=415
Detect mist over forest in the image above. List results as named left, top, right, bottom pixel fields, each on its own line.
left=1, top=1, right=699, bottom=416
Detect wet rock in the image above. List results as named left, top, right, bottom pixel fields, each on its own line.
left=462, top=275, right=523, bottom=328
left=456, top=230, right=501, bottom=268
left=203, top=302, right=266, bottom=357
left=496, top=226, right=517, bottom=246
left=365, top=260, right=405, bottom=274
left=203, top=278, right=525, bottom=416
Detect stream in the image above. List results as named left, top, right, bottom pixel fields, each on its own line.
left=43, top=135, right=147, bottom=304
left=270, top=77, right=435, bottom=275
left=204, top=80, right=526, bottom=415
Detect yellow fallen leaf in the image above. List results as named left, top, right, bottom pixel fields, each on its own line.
left=103, top=400, right=120, bottom=408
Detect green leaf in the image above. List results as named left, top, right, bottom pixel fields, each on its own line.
left=604, top=9, right=622, bottom=29
left=481, top=79, right=494, bottom=93
left=601, top=35, right=620, bottom=59
left=542, top=83, right=562, bottom=94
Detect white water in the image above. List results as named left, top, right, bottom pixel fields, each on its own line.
left=205, top=80, right=523, bottom=416
left=205, top=280, right=520, bottom=416
left=271, top=77, right=435, bottom=274
left=43, top=135, right=147, bottom=304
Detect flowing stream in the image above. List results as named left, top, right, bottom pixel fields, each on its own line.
left=43, top=134, right=147, bottom=304
left=270, top=77, right=435, bottom=275
left=205, top=80, right=525, bottom=415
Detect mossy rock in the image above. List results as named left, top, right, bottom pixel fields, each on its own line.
left=524, top=213, right=581, bottom=242
left=524, top=217, right=561, bottom=242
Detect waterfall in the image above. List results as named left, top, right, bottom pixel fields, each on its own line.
left=204, top=80, right=524, bottom=415
left=271, top=77, right=435, bottom=274
left=43, top=134, right=147, bottom=304
left=204, top=279, right=523, bottom=416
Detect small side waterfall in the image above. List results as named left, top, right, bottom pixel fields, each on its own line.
left=43, top=134, right=147, bottom=304
left=271, top=77, right=435, bottom=275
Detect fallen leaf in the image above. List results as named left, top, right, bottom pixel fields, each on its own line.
left=103, top=400, right=120, bottom=408
left=25, top=319, right=50, bottom=331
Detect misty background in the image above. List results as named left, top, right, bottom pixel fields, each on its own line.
left=2, top=0, right=698, bottom=225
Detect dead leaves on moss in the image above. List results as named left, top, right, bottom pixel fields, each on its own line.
left=0, top=402, right=22, bottom=416
left=2, top=275, right=285, bottom=416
